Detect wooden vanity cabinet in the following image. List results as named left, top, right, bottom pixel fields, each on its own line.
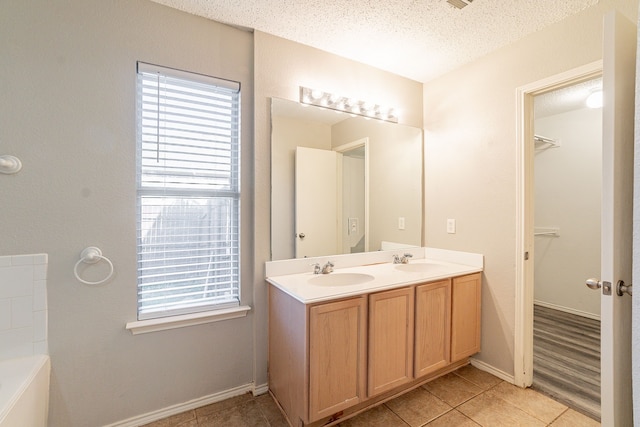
left=308, top=297, right=367, bottom=421
left=367, top=287, right=414, bottom=397
left=414, top=279, right=452, bottom=377
left=268, top=272, right=481, bottom=427
left=451, top=273, right=482, bottom=362
left=268, top=287, right=367, bottom=426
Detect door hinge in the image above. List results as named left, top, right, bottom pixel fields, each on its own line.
left=524, top=251, right=529, bottom=260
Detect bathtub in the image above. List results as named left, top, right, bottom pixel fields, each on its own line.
left=0, top=355, right=50, bottom=427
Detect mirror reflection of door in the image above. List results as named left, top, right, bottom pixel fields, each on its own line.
left=295, top=147, right=339, bottom=258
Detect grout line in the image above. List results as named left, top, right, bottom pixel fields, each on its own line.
left=546, top=407, right=570, bottom=426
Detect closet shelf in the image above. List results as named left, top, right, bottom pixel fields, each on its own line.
left=534, top=227, right=559, bottom=237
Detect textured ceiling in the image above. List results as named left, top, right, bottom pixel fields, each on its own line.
left=150, top=0, right=598, bottom=83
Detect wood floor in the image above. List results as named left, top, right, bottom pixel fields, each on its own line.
left=532, top=304, right=601, bottom=421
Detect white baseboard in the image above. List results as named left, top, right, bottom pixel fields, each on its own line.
left=252, top=382, right=269, bottom=396
left=469, top=358, right=515, bottom=384
left=534, top=300, right=600, bottom=321
left=105, top=382, right=261, bottom=427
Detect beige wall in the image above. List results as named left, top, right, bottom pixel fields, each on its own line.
left=332, top=119, right=423, bottom=251
left=423, top=0, right=638, bottom=376
left=0, top=1, right=254, bottom=426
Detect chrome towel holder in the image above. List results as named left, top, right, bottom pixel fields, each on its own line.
left=0, top=155, right=22, bottom=174
left=74, top=246, right=114, bottom=285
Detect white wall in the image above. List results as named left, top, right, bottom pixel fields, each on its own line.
left=423, top=0, right=638, bottom=377
left=0, top=1, right=254, bottom=426
left=534, top=107, right=602, bottom=317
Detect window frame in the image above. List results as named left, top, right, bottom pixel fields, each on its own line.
left=134, top=62, right=243, bottom=322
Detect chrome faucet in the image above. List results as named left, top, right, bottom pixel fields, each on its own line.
left=311, top=261, right=334, bottom=274
left=393, top=253, right=413, bottom=264
left=321, top=261, right=334, bottom=274
left=311, top=263, right=322, bottom=274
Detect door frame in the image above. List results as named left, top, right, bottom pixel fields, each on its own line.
left=514, top=60, right=603, bottom=387
left=335, top=137, right=370, bottom=252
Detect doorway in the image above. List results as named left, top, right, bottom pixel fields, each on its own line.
left=530, top=77, right=603, bottom=420
left=336, top=138, right=369, bottom=255
left=513, top=60, right=602, bottom=387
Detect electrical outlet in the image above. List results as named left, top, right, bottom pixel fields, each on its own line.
left=447, top=218, right=456, bottom=234
left=398, top=217, right=405, bottom=230
left=348, top=218, right=358, bottom=235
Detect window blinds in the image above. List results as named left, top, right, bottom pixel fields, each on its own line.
left=136, top=62, right=241, bottom=320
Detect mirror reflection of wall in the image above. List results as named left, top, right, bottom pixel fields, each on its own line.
left=271, top=97, right=423, bottom=260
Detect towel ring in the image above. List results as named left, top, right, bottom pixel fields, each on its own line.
left=74, top=246, right=114, bottom=285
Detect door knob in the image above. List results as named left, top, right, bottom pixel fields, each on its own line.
left=585, top=278, right=602, bottom=290
left=586, top=278, right=612, bottom=295
left=616, top=280, right=633, bottom=297
left=297, top=233, right=305, bottom=239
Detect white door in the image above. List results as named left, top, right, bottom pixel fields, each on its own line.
left=295, top=147, right=339, bottom=258
left=597, top=10, right=635, bottom=427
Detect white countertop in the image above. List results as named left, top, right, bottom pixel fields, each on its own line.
left=266, top=249, right=483, bottom=304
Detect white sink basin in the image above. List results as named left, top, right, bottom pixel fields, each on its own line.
left=394, top=262, right=443, bottom=273
left=309, top=273, right=375, bottom=286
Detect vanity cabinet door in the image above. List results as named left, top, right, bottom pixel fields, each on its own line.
left=451, top=273, right=482, bottom=362
left=414, top=279, right=451, bottom=377
left=367, top=287, right=414, bottom=397
left=308, top=297, right=367, bottom=422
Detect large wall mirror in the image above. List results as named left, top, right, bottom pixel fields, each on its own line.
left=271, top=97, right=423, bottom=260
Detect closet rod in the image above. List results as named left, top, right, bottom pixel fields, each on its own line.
left=534, top=227, right=559, bottom=237
left=534, top=134, right=560, bottom=147
left=534, top=231, right=559, bottom=236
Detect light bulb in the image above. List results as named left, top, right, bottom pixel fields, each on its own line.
left=310, top=89, right=323, bottom=100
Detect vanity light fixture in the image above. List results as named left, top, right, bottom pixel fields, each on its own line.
left=299, top=86, right=398, bottom=123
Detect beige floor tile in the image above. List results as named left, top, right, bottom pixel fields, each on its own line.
left=453, top=365, right=503, bottom=390
left=195, top=392, right=255, bottom=418
left=485, top=381, right=568, bottom=424
left=255, top=393, right=289, bottom=427
left=384, top=387, right=452, bottom=427
left=141, top=410, right=196, bottom=427
left=458, top=393, right=546, bottom=427
left=198, top=400, right=269, bottom=426
left=338, top=404, right=409, bottom=426
left=550, top=408, right=601, bottom=427
left=425, top=409, right=480, bottom=427
left=422, top=372, right=484, bottom=407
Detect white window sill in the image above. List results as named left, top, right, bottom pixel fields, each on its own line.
left=125, top=305, right=251, bottom=335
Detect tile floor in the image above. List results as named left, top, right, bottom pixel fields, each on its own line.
left=143, top=365, right=600, bottom=427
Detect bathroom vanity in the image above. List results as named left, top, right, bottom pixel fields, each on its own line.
left=266, top=248, right=483, bottom=427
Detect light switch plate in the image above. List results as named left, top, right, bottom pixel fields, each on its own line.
left=348, top=218, right=358, bottom=234
left=398, top=217, right=405, bottom=230
left=447, top=218, right=456, bottom=234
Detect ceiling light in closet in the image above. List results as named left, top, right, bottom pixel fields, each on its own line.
left=586, top=90, right=603, bottom=108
